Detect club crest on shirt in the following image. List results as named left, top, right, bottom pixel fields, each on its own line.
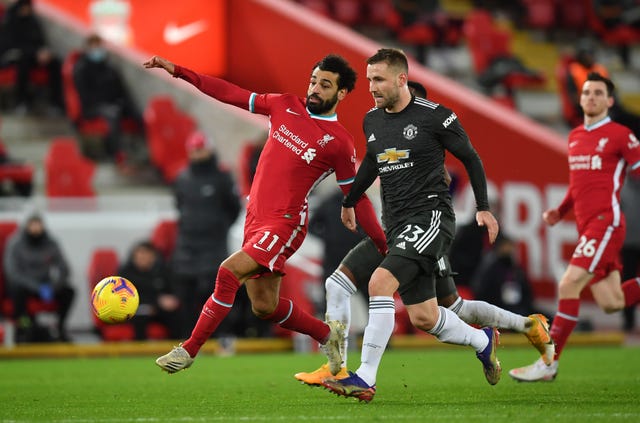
left=595, top=137, right=608, bottom=152
left=629, top=133, right=640, bottom=149
left=316, top=133, right=335, bottom=148
left=403, top=124, right=418, bottom=140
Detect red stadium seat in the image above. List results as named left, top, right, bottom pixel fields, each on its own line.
left=87, top=248, right=169, bottom=341
left=463, top=10, right=546, bottom=96
left=44, top=137, right=96, bottom=198
left=520, top=0, right=556, bottom=30
left=143, top=96, right=196, bottom=183
left=150, top=220, right=178, bottom=260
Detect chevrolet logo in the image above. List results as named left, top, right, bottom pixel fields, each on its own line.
left=377, top=148, right=410, bottom=164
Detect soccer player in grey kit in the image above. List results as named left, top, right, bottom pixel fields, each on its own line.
left=294, top=80, right=553, bottom=389
left=322, top=48, right=507, bottom=401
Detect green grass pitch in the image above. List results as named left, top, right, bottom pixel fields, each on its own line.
left=1, top=345, right=639, bottom=422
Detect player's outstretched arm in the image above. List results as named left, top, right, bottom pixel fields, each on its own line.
left=143, top=56, right=176, bottom=76
left=476, top=211, right=499, bottom=244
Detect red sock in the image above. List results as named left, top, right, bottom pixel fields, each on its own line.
left=549, top=298, right=580, bottom=361
left=263, top=297, right=330, bottom=343
left=622, top=277, right=640, bottom=307
left=182, top=267, right=240, bottom=357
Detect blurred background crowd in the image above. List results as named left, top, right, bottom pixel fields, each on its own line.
left=0, top=0, right=638, bottom=347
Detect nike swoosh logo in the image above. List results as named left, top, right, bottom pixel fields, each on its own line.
left=286, top=108, right=300, bottom=115
left=569, top=141, right=578, bottom=148
left=163, top=20, right=208, bottom=45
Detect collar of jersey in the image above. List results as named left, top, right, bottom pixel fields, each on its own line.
left=306, top=107, right=338, bottom=121
left=584, top=116, right=611, bottom=131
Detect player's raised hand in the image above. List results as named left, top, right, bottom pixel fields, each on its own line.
left=143, top=56, right=175, bottom=75
left=341, top=206, right=357, bottom=232
left=542, top=208, right=561, bottom=226
left=476, top=210, right=499, bottom=244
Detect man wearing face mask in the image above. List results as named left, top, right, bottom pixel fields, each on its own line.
left=3, top=214, right=75, bottom=343
left=72, top=33, right=140, bottom=162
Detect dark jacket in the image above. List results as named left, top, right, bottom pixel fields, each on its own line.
left=0, top=0, right=46, bottom=62
left=172, top=155, right=241, bottom=276
left=72, top=54, right=131, bottom=115
left=118, top=252, right=172, bottom=307
left=3, top=228, right=70, bottom=292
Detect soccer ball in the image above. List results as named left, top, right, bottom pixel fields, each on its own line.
left=91, top=276, right=139, bottom=324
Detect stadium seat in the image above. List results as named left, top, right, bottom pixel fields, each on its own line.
left=87, top=248, right=169, bottom=341
left=584, top=0, right=640, bottom=66
left=0, top=65, right=50, bottom=110
left=463, top=10, right=546, bottom=96
left=0, top=123, right=34, bottom=196
left=143, top=96, right=196, bottom=183
left=329, top=0, right=363, bottom=27
left=520, top=0, right=556, bottom=31
left=150, top=219, right=178, bottom=261
left=61, top=51, right=139, bottom=159
left=44, top=137, right=96, bottom=198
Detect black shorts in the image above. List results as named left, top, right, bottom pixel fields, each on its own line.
left=341, top=238, right=384, bottom=291
left=380, top=210, right=455, bottom=305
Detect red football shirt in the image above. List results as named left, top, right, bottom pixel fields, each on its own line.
left=173, top=66, right=359, bottom=223
left=560, top=117, right=640, bottom=231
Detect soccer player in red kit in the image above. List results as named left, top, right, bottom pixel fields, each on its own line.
left=143, top=54, right=387, bottom=376
left=510, top=72, right=640, bottom=382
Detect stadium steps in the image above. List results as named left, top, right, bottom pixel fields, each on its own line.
left=0, top=332, right=626, bottom=359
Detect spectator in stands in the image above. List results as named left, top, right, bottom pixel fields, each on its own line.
left=621, top=172, right=640, bottom=332
left=3, top=213, right=74, bottom=342
left=566, top=38, right=640, bottom=137
left=72, top=33, right=141, bottom=162
left=471, top=236, right=536, bottom=317
left=0, top=0, right=63, bottom=115
left=171, top=131, right=244, bottom=339
left=117, top=240, right=180, bottom=340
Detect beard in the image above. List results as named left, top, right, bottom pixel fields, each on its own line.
left=306, top=92, right=338, bottom=115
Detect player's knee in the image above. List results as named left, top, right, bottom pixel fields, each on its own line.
left=250, top=297, right=277, bottom=318
left=408, top=308, right=438, bottom=331
left=600, top=299, right=624, bottom=314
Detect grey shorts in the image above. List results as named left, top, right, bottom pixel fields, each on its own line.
left=379, top=210, right=455, bottom=305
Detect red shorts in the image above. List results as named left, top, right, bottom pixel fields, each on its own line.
left=242, top=209, right=307, bottom=274
left=570, top=221, right=624, bottom=285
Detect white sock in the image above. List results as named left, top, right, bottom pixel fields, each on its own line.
left=428, top=306, right=488, bottom=353
left=449, top=297, right=528, bottom=332
left=355, top=296, right=395, bottom=386
left=325, top=270, right=356, bottom=368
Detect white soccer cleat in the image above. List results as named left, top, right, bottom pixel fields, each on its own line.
left=320, top=320, right=346, bottom=376
left=155, top=344, right=194, bottom=374
left=509, top=358, right=558, bottom=382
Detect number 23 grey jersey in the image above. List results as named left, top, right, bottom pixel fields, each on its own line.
left=362, top=96, right=487, bottom=231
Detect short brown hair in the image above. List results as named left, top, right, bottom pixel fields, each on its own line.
left=366, top=48, right=409, bottom=74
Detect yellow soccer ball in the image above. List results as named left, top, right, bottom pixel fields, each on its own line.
left=91, top=276, right=139, bottom=324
